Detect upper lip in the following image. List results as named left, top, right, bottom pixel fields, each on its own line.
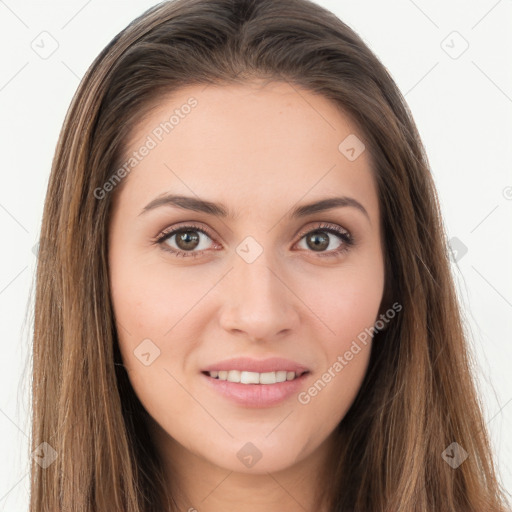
left=201, top=357, right=310, bottom=375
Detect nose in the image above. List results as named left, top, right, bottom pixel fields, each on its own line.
left=218, top=251, right=299, bottom=342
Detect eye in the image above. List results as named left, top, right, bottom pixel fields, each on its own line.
left=153, top=222, right=218, bottom=258
left=294, top=223, right=354, bottom=258
left=152, top=222, right=354, bottom=258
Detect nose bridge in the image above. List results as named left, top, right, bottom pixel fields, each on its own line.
left=232, top=242, right=285, bottom=308
left=219, top=240, right=297, bottom=339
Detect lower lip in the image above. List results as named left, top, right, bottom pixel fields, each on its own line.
left=201, top=372, right=310, bottom=408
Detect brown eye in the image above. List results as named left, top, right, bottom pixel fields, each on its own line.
left=156, top=224, right=216, bottom=257
left=305, top=231, right=330, bottom=252
left=154, top=222, right=354, bottom=259
left=295, top=223, right=354, bottom=257
left=174, top=230, right=201, bottom=251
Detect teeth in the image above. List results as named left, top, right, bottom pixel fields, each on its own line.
left=240, top=371, right=260, bottom=384
left=259, top=372, right=276, bottom=384
left=276, top=371, right=287, bottom=382
left=227, top=370, right=241, bottom=383
left=208, top=370, right=302, bottom=384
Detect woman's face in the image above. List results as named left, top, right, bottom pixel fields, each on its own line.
left=108, top=80, right=385, bottom=475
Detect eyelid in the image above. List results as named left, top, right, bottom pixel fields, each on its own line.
left=294, top=222, right=351, bottom=241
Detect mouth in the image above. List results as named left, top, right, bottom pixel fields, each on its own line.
left=201, top=369, right=309, bottom=384
left=200, top=368, right=311, bottom=408
left=200, top=356, right=311, bottom=407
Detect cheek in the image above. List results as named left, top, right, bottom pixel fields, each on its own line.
left=304, top=260, right=384, bottom=345
left=109, top=260, right=202, bottom=426
left=293, top=272, right=380, bottom=434
left=109, top=255, right=214, bottom=413
left=295, top=261, right=382, bottom=409
left=110, top=252, right=207, bottom=340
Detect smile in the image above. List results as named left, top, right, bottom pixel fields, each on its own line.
left=204, top=370, right=307, bottom=384
left=201, top=370, right=311, bottom=408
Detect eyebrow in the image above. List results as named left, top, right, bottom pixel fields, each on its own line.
left=139, top=193, right=370, bottom=222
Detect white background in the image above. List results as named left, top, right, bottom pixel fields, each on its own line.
left=0, top=0, right=511, bottom=510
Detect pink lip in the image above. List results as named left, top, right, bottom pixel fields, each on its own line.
left=201, top=356, right=309, bottom=374
left=200, top=357, right=311, bottom=408
left=201, top=371, right=310, bottom=408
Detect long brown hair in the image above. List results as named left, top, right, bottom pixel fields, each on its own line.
left=29, top=0, right=511, bottom=510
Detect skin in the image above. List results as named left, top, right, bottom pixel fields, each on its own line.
left=108, top=80, right=385, bottom=512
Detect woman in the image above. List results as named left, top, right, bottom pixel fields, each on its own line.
left=30, top=0, right=511, bottom=510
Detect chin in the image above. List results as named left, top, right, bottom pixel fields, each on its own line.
left=201, top=434, right=313, bottom=475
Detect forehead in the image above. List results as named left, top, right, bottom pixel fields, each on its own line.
left=115, top=80, right=378, bottom=221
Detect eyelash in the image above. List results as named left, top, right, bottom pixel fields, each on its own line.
left=152, top=222, right=355, bottom=259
